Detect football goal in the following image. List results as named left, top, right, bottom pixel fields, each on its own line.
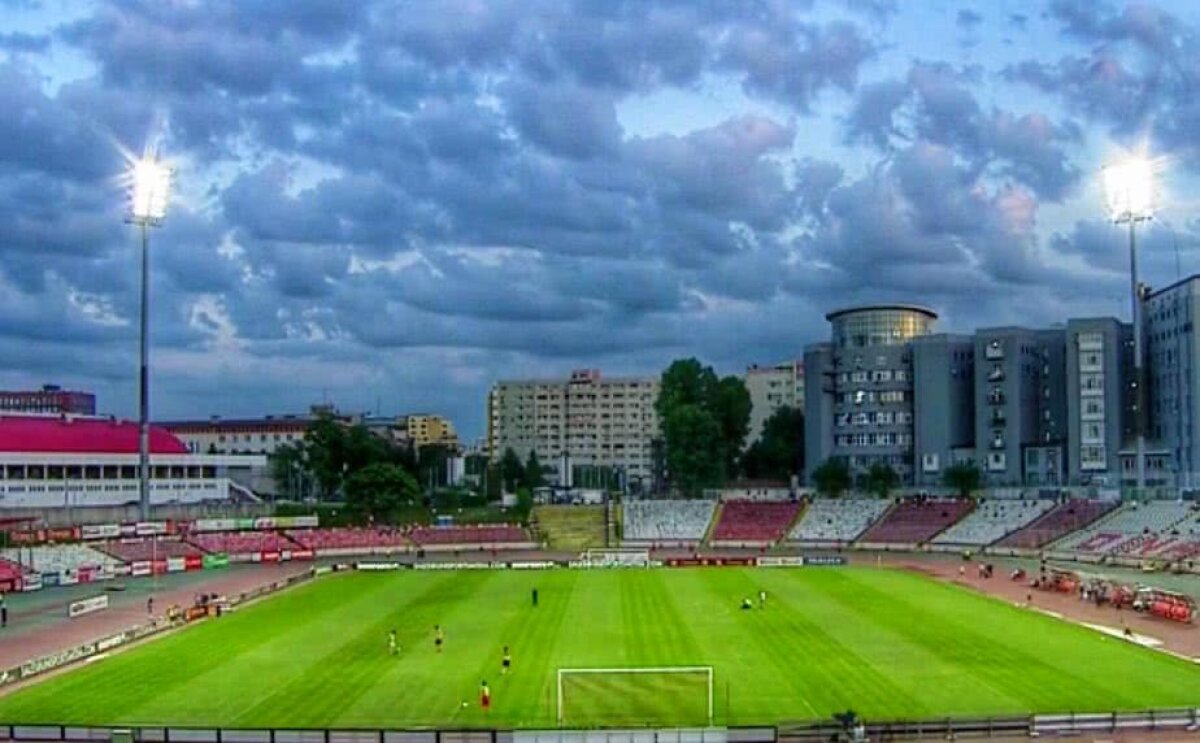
left=581, top=548, right=651, bottom=567
left=556, top=666, right=714, bottom=727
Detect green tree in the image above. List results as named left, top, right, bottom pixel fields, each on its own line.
left=741, top=406, right=805, bottom=481
left=655, top=358, right=751, bottom=496
left=861, top=461, right=900, bottom=498
left=943, top=461, right=982, bottom=498
left=500, top=448, right=525, bottom=491
left=269, top=442, right=306, bottom=500
left=303, top=414, right=349, bottom=498
left=811, top=458, right=852, bottom=498
left=343, top=463, right=420, bottom=523
left=524, top=450, right=546, bottom=489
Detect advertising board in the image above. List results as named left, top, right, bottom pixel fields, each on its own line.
left=80, top=524, right=121, bottom=540
left=67, top=595, right=109, bottom=619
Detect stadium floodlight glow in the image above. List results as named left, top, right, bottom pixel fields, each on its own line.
left=1101, top=153, right=1156, bottom=497
left=1102, top=156, right=1154, bottom=222
left=130, top=156, right=172, bottom=224
left=126, top=151, right=173, bottom=522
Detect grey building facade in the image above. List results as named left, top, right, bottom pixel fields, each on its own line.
left=803, top=343, right=835, bottom=479
left=1144, top=276, right=1200, bottom=489
left=973, top=328, right=1068, bottom=486
left=809, top=305, right=936, bottom=485
left=1064, top=318, right=1133, bottom=487
left=911, top=334, right=975, bottom=488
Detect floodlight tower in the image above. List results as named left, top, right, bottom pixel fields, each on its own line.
left=1103, top=157, right=1154, bottom=496
left=127, top=154, right=172, bottom=521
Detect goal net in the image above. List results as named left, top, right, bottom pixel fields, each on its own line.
left=556, top=666, right=713, bottom=727
left=581, top=548, right=651, bottom=568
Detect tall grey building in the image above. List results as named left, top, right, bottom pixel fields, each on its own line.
left=911, top=334, right=975, bottom=488
left=973, top=328, right=1068, bottom=487
left=1144, top=276, right=1200, bottom=489
left=806, top=305, right=936, bottom=485
left=1064, top=318, right=1133, bottom=487
left=487, top=369, right=660, bottom=488
left=743, top=361, right=804, bottom=447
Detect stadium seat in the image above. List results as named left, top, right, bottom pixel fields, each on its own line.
left=405, top=524, right=529, bottom=545
left=1052, top=501, right=1197, bottom=554
left=932, top=499, right=1056, bottom=546
left=0, top=544, right=120, bottom=573
left=789, top=498, right=891, bottom=543
left=993, top=499, right=1117, bottom=549
left=858, top=498, right=973, bottom=544
left=186, top=531, right=302, bottom=555
left=99, top=538, right=205, bottom=562
left=287, top=528, right=410, bottom=552
left=623, top=500, right=717, bottom=543
left=710, top=501, right=800, bottom=543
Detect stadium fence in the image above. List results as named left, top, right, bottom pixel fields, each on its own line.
left=3, top=709, right=1199, bottom=742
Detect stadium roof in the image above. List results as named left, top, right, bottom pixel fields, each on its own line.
left=0, top=417, right=189, bottom=454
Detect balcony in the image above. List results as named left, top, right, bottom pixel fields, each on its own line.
left=991, top=409, right=1006, bottom=424
left=987, top=367, right=1005, bottom=382
left=985, top=341, right=1004, bottom=360
left=990, top=436, right=1005, bottom=450
left=988, top=391, right=1005, bottom=405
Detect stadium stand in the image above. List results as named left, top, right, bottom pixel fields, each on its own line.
left=858, top=498, right=974, bottom=544
left=993, top=498, right=1117, bottom=549
left=0, top=544, right=120, bottom=573
left=406, top=524, right=529, bottom=545
left=623, top=499, right=717, bottom=543
left=932, top=499, right=1056, bottom=546
left=1052, top=500, right=1196, bottom=554
left=287, top=528, right=409, bottom=552
left=532, top=505, right=607, bottom=549
left=789, top=498, right=890, bottom=543
left=710, top=501, right=800, bottom=543
left=99, top=538, right=205, bottom=562
left=186, top=531, right=302, bottom=555
left=0, top=557, right=28, bottom=587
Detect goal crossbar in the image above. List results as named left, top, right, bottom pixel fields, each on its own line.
left=556, top=666, right=714, bottom=726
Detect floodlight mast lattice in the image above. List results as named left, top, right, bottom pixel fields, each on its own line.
left=1103, top=157, right=1154, bottom=496
left=127, top=154, right=172, bottom=521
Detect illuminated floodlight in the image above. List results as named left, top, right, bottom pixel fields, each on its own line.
left=1102, top=157, right=1153, bottom=222
left=129, top=156, right=173, bottom=224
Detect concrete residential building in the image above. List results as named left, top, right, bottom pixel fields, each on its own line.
left=1144, top=275, right=1200, bottom=489
left=806, top=305, right=937, bottom=485
left=973, top=328, right=1067, bottom=487
left=744, top=361, right=804, bottom=447
left=404, top=414, right=459, bottom=450
left=162, top=416, right=310, bottom=456
left=1065, top=318, right=1133, bottom=487
left=912, top=334, right=975, bottom=488
left=487, top=369, right=659, bottom=488
left=0, top=385, right=96, bottom=416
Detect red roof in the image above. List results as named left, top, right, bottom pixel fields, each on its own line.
left=0, top=417, right=189, bottom=455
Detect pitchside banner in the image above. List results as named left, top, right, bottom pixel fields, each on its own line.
left=202, top=553, right=230, bottom=569
left=67, top=595, right=109, bottom=619
left=803, top=555, right=848, bottom=566
left=80, top=524, right=121, bottom=540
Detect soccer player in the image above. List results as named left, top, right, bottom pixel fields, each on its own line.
left=388, top=629, right=398, bottom=655
left=532, top=587, right=538, bottom=607
left=435, top=625, right=445, bottom=653
left=479, top=680, right=491, bottom=712
left=758, top=590, right=767, bottom=609
left=741, top=597, right=752, bottom=610
left=501, top=645, right=511, bottom=675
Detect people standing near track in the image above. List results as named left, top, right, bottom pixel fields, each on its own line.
left=434, top=624, right=445, bottom=653
left=479, top=680, right=491, bottom=712
left=147, top=596, right=154, bottom=616
left=0, top=593, right=6, bottom=628
left=501, top=645, right=511, bottom=675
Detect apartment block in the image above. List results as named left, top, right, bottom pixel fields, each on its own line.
left=911, top=334, right=975, bottom=487
left=1065, top=318, right=1133, bottom=487
left=744, top=360, right=805, bottom=447
left=487, top=369, right=660, bottom=487
left=1144, top=276, right=1200, bottom=488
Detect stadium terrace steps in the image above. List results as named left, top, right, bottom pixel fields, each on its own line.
left=857, top=498, right=974, bottom=545
left=286, top=528, right=410, bottom=552
left=931, top=498, right=1057, bottom=546
left=186, top=531, right=303, bottom=555
left=1050, top=500, right=1199, bottom=555
left=789, top=498, right=892, bottom=544
left=532, top=505, right=607, bottom=550
left=709, top=500, right=801, bottom=545
left=993, top=498, right=1117, bottom=550
left=622, top=499, right=717, bottom=544
left=99, top=538, right=206, bottom=562
left=405, top=523, right=530, bottom=546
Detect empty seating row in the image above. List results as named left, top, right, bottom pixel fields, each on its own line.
left=623, top=500, right=716, bottom=542
left=287, top=528, right=410, bottom=550
left=186, top=531, right=301, bottom=554
left=405, top=525, right=529, bottom=545
left=933, top=499, right=1056, bottom=546
left=994, top=499, right=1116, bottom=549
left=99, top=538, right=205, bottom=562
left=859, top=499, right=974, bottom=544
left=789, top=499, right=891, bottom=543
left=711, top=501, right=800, bottom=543
left=0, top=544, right=120, bottom=573
left=1054, top=501, right=1196, bottom=553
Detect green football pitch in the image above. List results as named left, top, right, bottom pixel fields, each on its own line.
left=1, top=566, right=1197, bottom=729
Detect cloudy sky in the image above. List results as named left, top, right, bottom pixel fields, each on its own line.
left=2, top=0, right=1199, bottom=441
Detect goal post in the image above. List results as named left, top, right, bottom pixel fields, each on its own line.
left=556, top=666, right=714, bottom=727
